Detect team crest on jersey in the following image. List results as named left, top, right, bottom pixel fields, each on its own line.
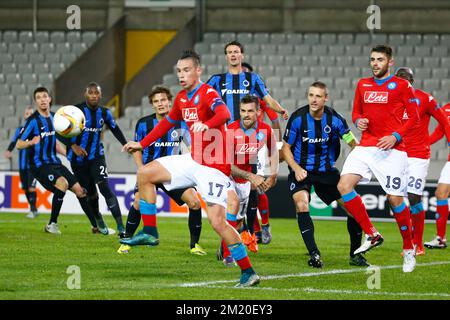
left=171, top=130, right=179, bottom=139
left=243, top=80, right=250, bottom=87
left=236, top=143, right=259, bottom=154
left=324, top=125, right=331, bottom=134
left=183, top=108, right=199, bottom=122
left=364, top=91, right=388, bottom=103
left=48, top=175, right=54, bottom=182
left=290, top=183, right=296, bottom=191
left=194, top=95, right=200, bottom=105
left=387, top=82, right=397, bottom=90
left=256, top=132, right=266, bottom=141
left=99, top=119, right=104, bottom=126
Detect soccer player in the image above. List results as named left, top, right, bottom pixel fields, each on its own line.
left=241, top=61, right=281, bottom=245
left=67, top=83, right=127, bottom=236
left=118, top=86, right=206, bottom=255
left=121, top=50, right=260, bottom=287
left=337, top=45, right=420, bottom=273
left=281, top=81, right=368, bottom=268
left=219, top=95, right=278, bottom=265
left=16, top=87, right=100, bottom=235
left=395, top=67, right=450, bottom=254
left=424, top=103, right=450, bottom=249
left=4, top=106, right=38, bottom=218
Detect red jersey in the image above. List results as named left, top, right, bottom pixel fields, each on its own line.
left=228, top=120, right=276, bottom=184
left=403, top=90, right=450, bottom=159
left=167, top=83, right=231, bottom=175
left=429, top=103, right=450, bottom=161
left=352, top=75, right=419, bottom=151
left=258, top=99, right=279, bottom=123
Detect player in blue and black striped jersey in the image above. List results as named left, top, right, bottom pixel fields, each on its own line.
left=118, top=86, right=206, bottom=255
left=4, top=106, right=38, bottom=218
left=67, top=82, right=127, bottom=237
left=281, top=81, right=369, bottom=268
left=16, top=87, right=100, bottom=235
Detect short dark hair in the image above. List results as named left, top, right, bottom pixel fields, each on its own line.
left=371, top=44, right=393, bottom=59
left=240, top=95, right=260, bottom=109
left=224, top=40, right=244, bottom=54
left=85, top=82, right=101, bottom=91
left=241, top=62, right=253, bottom=72
left=179, top=50, right=201, bottom=67
left=148, top=86, right=173, bottom=103
left=395, top=67, right=414, bottom=85
left=309, top=81, right=328, bottom=96
left=33, top=86, right=50, bottom=100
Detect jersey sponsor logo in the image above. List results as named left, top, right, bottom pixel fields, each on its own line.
left=40, top=131, right=55, bottom=138
left=364, top=91, right=388, bottom=103
left=236, top=143, right=259, bottom=154
left=182, top=108, right=199, bottom=122
left=84, top=127, right=102, bottom=133
left=221, top=88, right=249, bottom=96
left=154, top=141, right=180, bottom=147
left=302, top=137, right=330, bottom=143
left=387, top=82, right=397, bottom=90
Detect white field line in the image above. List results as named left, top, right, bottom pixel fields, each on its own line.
left=170, top=261, right=450, bottom=288
left=204, top=285, right=450, bottom=298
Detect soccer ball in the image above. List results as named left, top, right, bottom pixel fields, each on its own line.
left=53, top=105, right=85, bottom=138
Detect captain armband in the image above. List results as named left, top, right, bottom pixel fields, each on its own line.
left=342, top=131, right=357, bottom=144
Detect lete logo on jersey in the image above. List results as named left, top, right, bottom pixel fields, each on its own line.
left=182, top=108, right=199, bottom=122
left=236, top=143, right=259, bottom=154
left=364, top=91, right=388, bottom=103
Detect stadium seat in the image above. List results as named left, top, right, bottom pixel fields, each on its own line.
left=309, top=66, right=327, bottom=78
left=294, top=44, right=311, bottom=55
left=266, top=77, right=281, bottom=89
left=11, top=84, right=27, bottom=95
left=258, top=65, right=275, bottom=78
left=405, top=34, right=422, bottom=45
left=220, top=32, right=236, bottom=43
left=345, top=44, right=362, bottom=55
left=328, top=45, right=345, bottom=56
left=292, top=65, right=309, bottom=78
left=50, top=63, right=65, bottom=76
left=0, top=53, right=13, bottom=63
left=414, top=68, right=431, bottom=79
left=0, top=95, right=15, bottom=106
left=3, top=116, right=20, bottom=129
left=2, top=63, right=17, bottom=74
left=251, top=54, right=268, bottom=66
left=18, top=63, right=33, bottom=74
left=55, top=43, right=71, bottom=54
left=6, top=74, right=21, bottom=85
left=0, top=43, right=7, bottom=53
left=244, top=43, right=260, bottom=55
left=40, top=43, right=55, bottom=54
left=66, top=31, right=81, bottom=43
left=82, top=31, right=98, bottom=46
left=34, top=63, right=49, bottom=74
left=414, top=46, right=430, bottom=57
left=24, top=43, right=39, bottom=54
left=253, top=33, right=270, bottom=44
left=370, top=33, right=387, bottom=45
left=274, top=65, right=292, bottom=77
left=423, top=79, right=441, bottom=92
left=0, top=74, right=5, bottom=84
left=344, top=66, right=362, bottom=79
left=387, top=34, right=405, bottom=45
left=162, top=74, right=179, bottom=86
left=318, top=56, right=335, bottom=67
left=50, top=31, right=66, bottom=43
left=423, top=57, right=440, bottom=69
left=320, top=33, right=336, bottom=45
left=124, top=106, right=142, bottom=118
left=38, top=74, right=54, bottom=85
left=0, top=105, right=15, bottom=117
left=72, top=43, right=87, bottom=56
left=286, top=33, right=303, bottom=44
left=194, top=42, right=209, bottom=55
left=236, top=33, right=253, bottom=44
left=29, top=53, right=44, bottom=64
left=432, top=68, right=448, bottom=79
left=34, top=31, right=50, bottom=43
left=201, top=53, right=217, bottom=66
left=8, top=43, right=24, bottom=54
left=270, top=33, right=286, bottom=44
left=3, top=31, right=18, bottom=43
left=203, top=32, right=219, bottom=44
left=260, top=44, right=277, bottom=55
left=432, top=91, right=447, bottom=103
left=45, top=53, right=61, bottom=64
left=268, top=55, right=284, bottom=66
left=431, top=46, right=448, bottom=57
left=327, top=66, right=344, bottom=78
left=422, top=34, right=440, bottom=46
left=353, top=56, right=369, bottom=68
left=332, top=99, right=352, bottom=111
left=303, top=33, right=320, bottom=45
left=354, top=33, right=370, bottom=45
left=282, top=77, right=298, bottom=89
left=302, top=56, right=319, bottom=67
left=337, top=33, right=354, bottom=45
left=206, top=64, right=223, bottom=75
left=441, top=57, right=450, bottom=68
left=18, top=31, right=33, bottom=43
left=61, top=53, right=77, bottom=65
left=0, top=84, right=10, bottom=95
left=405, top=57, right=422, bottom=68
left=289, top=88, right=307, bottom=100
left=335, top=78, right=351, bottom=90
left=440, top=79, right=450, bottom=92
left=13, top=53, right=28, bottom=64
left=278, top=44, right=294, bottom=55
left=440, top=34, right=450, bottom=46
left=335, top=56, right=353, bottom=67
left=272, top=88, right=289, bottom=100
left=115, top=118, right=131, bottom=131
left=311, top=44, right=328, bottom=56
left=285, top=55, right=301, bottom=66
left=280, top=99, right=297, bottom=110
left=299, top=77, right=316, bottom=89
left=210, top=43, right=224, bottom=55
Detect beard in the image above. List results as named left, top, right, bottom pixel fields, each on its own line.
left=372, top=65, right=389, bottom=79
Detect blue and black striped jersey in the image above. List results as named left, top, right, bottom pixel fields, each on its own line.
left=206, top=72, right=268, bottom=122
left=134, top=113, right=190, bottom=164
left=67, top=103, right=127, bottom=164
left=19, top=111, right=61, bottom=168
left=283, top=105, right=350, bottom=172
left=8, top=125, right=30, bottom=170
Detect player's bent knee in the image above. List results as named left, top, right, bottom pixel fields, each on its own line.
left=435, top=187, right=449, bottom=200
left=295, top=202, right=309, bottom=212
left=72, top=183, right=86, bottom=198
left=407, top=193, right=422, bottom=206
left=55, top=177, right=69, bottom=191
left=387, top=194, right=403, bottom=207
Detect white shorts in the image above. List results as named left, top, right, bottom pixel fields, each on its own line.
left=256, top=142, right=282, bottom=176
left=406, top=157, right=430, bottom=195
left=155, top=153, right=234, bottom=208
left=438, top=162, right=450, bottom=185
left=341, top=146, right=408, bottom=196
left=233, top=181, right=251, bottom=220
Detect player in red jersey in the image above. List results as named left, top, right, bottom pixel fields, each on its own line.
left=121, top=50, right=260, bottom=287
left=218, top=95, right=279, bottom=265
left=337, top=45, right=420, bottom=272
left=241, top=62, right=281, bottom=245
left=425, top=103, right=450, bottom=249
left=395, top=67, right=450, bottom=254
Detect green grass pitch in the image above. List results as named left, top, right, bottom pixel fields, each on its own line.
left=0, top=213, right=449, bottom=300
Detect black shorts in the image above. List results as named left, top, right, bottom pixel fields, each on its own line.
left=31, top=164, right=78, bottom=193
left=19, top=169, right=37, bottom=190
left=134, top=183, right=190, bottom=206
left=71, top=157, right=109, bottom=189
left=288, top=169, right=341, bottom=205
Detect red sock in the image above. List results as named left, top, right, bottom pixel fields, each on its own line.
left=436, top=200, right=449, bottom=239
left=258, top=193, right=270, bottom=225
left=342, top=191, right=377, bottom=236
left=411, top=210, right=425, bottom=248
left=142, top=214, right=156, bottom=227
left=392, top=203, right=414, bottom=250
left=236, top=256, right=252, bottom=271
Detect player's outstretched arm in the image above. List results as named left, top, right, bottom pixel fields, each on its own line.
left=263, top=95, right=289, bottom=120
left=16, top=136, right=40, bottom=150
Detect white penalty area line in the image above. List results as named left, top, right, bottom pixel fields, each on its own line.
left=170, top=260, right=450, bottom=288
